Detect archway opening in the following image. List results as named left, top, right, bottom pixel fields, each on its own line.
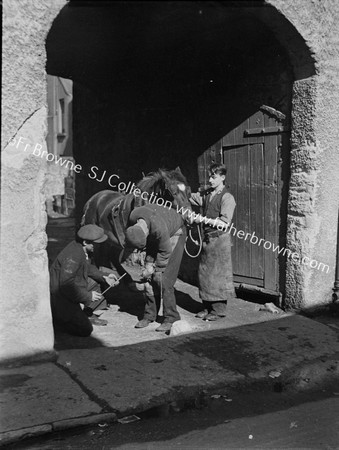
left=46, top=0, right=315, bottom=300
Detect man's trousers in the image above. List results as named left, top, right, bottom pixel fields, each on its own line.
left=143, top=227, right=186, bottom=324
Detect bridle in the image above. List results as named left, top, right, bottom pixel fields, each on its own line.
left=163, top=179, right=203, bottom=258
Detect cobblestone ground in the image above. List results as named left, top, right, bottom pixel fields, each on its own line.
left=46, top=217, right=291, bottom=351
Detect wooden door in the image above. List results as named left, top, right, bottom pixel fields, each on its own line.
left=223, top=143, right=266, bottom=288
left=197, top=106, right=289, bottom=295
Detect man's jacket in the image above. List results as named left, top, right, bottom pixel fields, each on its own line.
left=50, top=241, right=104, bottom=321
left=128, top=204, right=184, bottom=271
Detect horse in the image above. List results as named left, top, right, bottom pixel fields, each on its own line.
left=81, top=167, right=193, bottom=282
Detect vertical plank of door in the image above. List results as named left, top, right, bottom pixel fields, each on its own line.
left=248, top=110, right=264, bottom=145
left=203, top=150, right=209, bottom=188
left=234, top=117, right=248, bottom=145
left=210, top=144, right=216, bottom=164
left=264, top=114, right=278, bottom=291
left=224, top=147, right=238, bottom=274
left=277, top=132, right=283, bottom=243
left=232, top=147, right=239, bottom=275
left=197, top=154, right=205, bottom=187
left=222, top=128, right=234, bottom=147
left=215, top=139, right=223, bottom=164
left=250, top=143, right=264, bottom=279
left=235, top=145, right=251, bottom=277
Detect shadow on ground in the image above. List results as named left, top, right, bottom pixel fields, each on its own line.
left=47, top=216, right=339, bottom=355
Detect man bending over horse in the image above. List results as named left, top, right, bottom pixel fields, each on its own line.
left=50, top=224, right=118, bottom=337
left=124, top=203, right=187, bottom=332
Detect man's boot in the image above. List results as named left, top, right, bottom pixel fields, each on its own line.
left=135, top=318, right=153, bottom=328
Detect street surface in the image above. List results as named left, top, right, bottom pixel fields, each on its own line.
left=7, top=385, right=339, bottom=449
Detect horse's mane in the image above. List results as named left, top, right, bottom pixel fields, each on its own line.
left=136, top=170, right=165, bottom=193
left=136, top=168, right=189, bottom=193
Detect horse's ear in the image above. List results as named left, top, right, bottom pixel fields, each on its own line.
left=175, top=166, right=182, bottom=174
left=158, top=169, right=167, bottom=181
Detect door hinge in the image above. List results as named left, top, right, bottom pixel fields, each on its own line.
left=244, top=126, right=289, bottom=136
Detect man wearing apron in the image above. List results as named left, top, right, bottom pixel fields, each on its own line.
left=190, top=163, right=236, bottom=320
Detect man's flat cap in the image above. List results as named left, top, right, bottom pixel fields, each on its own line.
left=77, top=224, right=108, bottom=243
left=125, top=224, right=147, bottom=249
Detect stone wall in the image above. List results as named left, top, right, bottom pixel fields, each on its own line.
left=266, top=0, right=339, bottom=309
left=1, top=0, right=338, bottom=364
left=1, top=0, right=67, bottom=363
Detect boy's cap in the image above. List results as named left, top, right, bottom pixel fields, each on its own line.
left=77, top=224, right=108, bottom=243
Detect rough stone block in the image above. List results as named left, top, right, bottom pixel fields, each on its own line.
left=170, top=320, right=193, bottom=336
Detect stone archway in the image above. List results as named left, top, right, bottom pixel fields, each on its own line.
left=2, top=0, right=338, bottom=363
left=46, top=1, right=326, bottom=312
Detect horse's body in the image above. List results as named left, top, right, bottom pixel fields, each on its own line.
left=81, top=168, right=193, bottom=278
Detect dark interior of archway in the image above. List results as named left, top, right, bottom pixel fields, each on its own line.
left=46, top=1, right=294, bottom=215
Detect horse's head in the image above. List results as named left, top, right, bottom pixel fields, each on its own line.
left=136, top=167, right=193, bottom=217
left=159, top=167, right=192, bottom=210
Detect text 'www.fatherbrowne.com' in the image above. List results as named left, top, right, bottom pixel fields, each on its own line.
left=176, top=206, right=330, bottom=274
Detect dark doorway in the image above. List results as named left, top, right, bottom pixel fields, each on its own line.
left=46, top=1, right=293, bottom=219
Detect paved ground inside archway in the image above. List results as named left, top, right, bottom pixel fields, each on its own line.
left=53, top=276, right=288, bottom=350
left=47, top=216, right=291, bottom=351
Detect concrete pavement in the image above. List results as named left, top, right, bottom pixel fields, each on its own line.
left=1, top=280, right=338, bottom=447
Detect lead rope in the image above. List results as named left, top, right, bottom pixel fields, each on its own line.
left=184, top=224, right=203, bottom=258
